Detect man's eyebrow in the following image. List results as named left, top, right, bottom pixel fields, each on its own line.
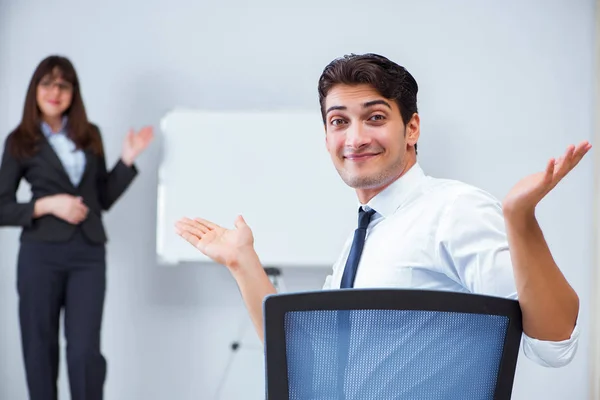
left=325, top=100, right=391, bottom=115
left=363, top=100, right=392, bottom=109
left=325, top=105, right=346, bottom=115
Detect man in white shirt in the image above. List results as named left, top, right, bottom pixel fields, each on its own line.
left=175, top=53, right=590, bottom=369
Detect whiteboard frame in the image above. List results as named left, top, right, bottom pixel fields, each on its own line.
left=154, top=108, right=358, bottom=267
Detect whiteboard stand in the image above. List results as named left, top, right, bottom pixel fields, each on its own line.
left=213, top=267, right=285, bottom=400
left=264, top=267, right=286, bottom=292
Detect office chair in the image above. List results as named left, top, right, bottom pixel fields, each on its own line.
left=263, top=289, right=523, bottom=400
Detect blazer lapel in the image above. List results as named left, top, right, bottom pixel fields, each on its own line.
left=38, top=139, right=73, bottom=184
left=37, top=133, right=94, bottom=189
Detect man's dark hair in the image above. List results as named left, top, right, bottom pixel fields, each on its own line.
left=317, top=53, right=419, bottom=153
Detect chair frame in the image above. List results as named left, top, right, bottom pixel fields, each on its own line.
left=263, top=289, right=523, bottom=400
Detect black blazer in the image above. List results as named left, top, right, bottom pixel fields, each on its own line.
left=0, top=124, right=138, bottom=244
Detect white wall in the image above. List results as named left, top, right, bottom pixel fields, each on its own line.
left=0, top=1, right=595, bottom=399
left=591, top=0, right=600, bottom=398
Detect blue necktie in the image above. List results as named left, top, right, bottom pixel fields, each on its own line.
left=340, top=207, right=376, bottom=289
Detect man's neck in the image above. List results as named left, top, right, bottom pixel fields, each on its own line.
left=356, top=159, right=417, bottom=205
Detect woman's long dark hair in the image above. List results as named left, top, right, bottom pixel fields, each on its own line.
left=8, top=55, right=103, bottom=159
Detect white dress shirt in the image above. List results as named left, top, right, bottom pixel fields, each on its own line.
left=323, top=162, right=579, bottom=368
left=41, top=116, right=86, bottom=186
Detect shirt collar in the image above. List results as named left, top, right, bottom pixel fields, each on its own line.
left=361, top=162, right=427, bottom=218
left=40, top=116, right=68, bottom=137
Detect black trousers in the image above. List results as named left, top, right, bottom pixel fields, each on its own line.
left=17, top=229, right=107, bottom=400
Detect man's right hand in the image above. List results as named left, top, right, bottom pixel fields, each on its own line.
left=175, top=214, right=275, bottom=342
left=175, top=215, right=255, bottom=270
left=34, top=194, right=89, bottom=224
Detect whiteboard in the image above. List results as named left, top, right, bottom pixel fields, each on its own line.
left=156, top=109, right=357, bottom=267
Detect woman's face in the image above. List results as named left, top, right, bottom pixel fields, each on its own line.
left=36, top=68, right=73, bottom=121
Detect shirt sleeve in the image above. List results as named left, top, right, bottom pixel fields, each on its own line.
left=322, top=274, right=333, bottom=290
left=434, top=186, right=579, bottom=368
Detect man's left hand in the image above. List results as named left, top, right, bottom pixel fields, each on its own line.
left=503, top=141, right=592, bottom=218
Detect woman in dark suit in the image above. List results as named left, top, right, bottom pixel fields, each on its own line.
left=0, top=55, right=153, bottom=400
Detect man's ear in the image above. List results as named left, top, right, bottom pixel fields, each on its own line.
left=405, top=113, right=420, bottom=147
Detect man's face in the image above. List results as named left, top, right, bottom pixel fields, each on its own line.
left=324, top=84, right=419, bottom=193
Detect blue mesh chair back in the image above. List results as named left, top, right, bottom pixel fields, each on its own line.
left=263, top=289, right=522, bottom=400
